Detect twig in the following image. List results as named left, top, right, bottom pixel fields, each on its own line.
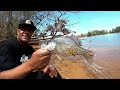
left=56, top=54, right=62, bottom=60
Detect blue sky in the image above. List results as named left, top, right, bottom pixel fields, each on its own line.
left=66, top=11, right=120, bottom=35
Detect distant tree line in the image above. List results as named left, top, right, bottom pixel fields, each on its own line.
left=79, top=26, right=120, bottom=37
left=109, top=26, right=120, bottom=33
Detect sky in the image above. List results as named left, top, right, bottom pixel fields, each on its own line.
left=66, top=11, right=120, bottom=35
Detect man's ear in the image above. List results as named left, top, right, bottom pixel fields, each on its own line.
left=16, top=29, right=19, bottom=35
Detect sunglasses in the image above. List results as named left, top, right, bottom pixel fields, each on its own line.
left=19, top=27, right=34, bottom=33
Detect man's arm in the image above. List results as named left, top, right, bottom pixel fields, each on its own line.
left=0, top=61, right=33, bottom=79
left=0, top=49, right=51, bottom=79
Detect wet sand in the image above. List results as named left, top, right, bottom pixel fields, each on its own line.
left=89, top=47, right=120, bottom=79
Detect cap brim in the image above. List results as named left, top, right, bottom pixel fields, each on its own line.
left=19, top=24, right=36, bottom=31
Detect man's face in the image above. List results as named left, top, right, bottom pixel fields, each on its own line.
left=17, top=26, right=34, bottom=43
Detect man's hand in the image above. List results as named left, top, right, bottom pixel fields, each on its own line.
left=43, top=64, right=57, bottom=78
left=27, top=49, right=52, bottom=71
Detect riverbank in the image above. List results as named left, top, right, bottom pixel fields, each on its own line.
left=32, top=44, right=109, bottom=79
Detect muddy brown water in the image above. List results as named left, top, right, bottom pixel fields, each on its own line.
left=89, top=47, right=120, bottom=79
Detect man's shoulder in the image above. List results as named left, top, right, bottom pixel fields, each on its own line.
left=0, top=37, right=18, bottom=48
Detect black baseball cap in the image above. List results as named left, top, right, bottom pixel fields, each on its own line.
left=18, top=19, right=36, bottom=31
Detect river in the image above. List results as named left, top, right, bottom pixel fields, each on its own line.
left=81, top=33, right=120, bottom=79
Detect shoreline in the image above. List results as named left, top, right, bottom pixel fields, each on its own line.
left=32, top=44, right=120, bottom=78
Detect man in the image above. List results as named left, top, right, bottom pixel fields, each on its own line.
left=0, top=19, right=62, bottom=79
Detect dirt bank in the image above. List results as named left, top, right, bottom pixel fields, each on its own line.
left=32, top=45, right=109, bottom=79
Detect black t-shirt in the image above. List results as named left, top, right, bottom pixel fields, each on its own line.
left=0, top=37, right=34, bottom=71
left=0, top=37, right=62, bottom=79
left=0, top=37, right=37, bottom=78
